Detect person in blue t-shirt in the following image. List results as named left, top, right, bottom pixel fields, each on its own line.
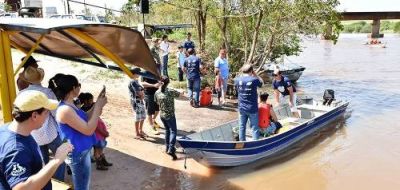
left=182, top=32, right=195, bottom=52
left=0, top=90, right=72, bottom=190
left=234, top=64, right=263, bottom=141
left=272, top=69, right=300, bottom=118
left=183, top=48, right=203, bottom=108
left=214, top=48, right=230, bottom=105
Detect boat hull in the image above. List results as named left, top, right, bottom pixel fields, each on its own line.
left=178, top=103, right=348, bottom=167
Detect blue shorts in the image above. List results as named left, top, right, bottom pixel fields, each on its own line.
left=94, top=139, right=107, bottom=149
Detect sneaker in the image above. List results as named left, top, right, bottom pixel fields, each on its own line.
left=167, top=150, right=178, bottom=160
left=154, top=121, right=161, bottom=129
left=151, top=126, right=160, bottom=135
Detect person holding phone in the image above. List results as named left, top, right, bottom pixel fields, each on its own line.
left=49, top=74, right=107, bottom=190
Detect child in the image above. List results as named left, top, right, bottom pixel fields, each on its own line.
left=199, top=85, right=213, bottom=107
left=78, top=92, right=113, bottom=170
left=155, top=76, right=183, bottom=160
left=258, top=92, right=279, bottom=137
left=176, top=45, right=185, bottom=81
left=128, top=68, right=147, bottom=140
left=215, top=70, right=223, bottom=106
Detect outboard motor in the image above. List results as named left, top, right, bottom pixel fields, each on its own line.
left=323, top=89, right=335, bottom=106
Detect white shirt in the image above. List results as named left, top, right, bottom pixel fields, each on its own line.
left=20, top=84, right=59, bottom=145
left=160, top=41, right=169, bottom=56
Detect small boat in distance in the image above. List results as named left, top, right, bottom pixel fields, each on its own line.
left=262, top=58, right=306, bottom=82
left=178, top=95, right=348, bottom=167
left=364, top=39, right=386, bottom=48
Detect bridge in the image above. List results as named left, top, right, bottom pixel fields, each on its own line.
left=324, top=11, right=400, bottom=39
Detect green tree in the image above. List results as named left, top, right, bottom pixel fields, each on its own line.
left=394, top=22, right=400, bottom=33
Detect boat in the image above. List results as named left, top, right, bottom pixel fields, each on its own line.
left=262, top=59, right=306, bottom=82
left=363, top=40, right=387, bottom=48
left=178, top=97, right=349, bottom=167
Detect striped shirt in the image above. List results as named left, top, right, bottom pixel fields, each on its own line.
left=20, top=84, right=59, bottom=145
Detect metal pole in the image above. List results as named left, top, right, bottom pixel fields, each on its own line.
left=67, top=0, right=71, bottom=14
left=142, top=13, right=145, bottom=38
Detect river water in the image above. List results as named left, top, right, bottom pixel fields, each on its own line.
left=184, top=34, right=400, bottom=190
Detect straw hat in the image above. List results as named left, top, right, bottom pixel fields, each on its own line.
left=21, top=66, right=45, bottom=84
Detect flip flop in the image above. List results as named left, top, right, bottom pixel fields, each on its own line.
left=134, top=136, right=144, bottom=140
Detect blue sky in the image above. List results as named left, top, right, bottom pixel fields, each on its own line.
left=73, top=0, right=400, bottom=14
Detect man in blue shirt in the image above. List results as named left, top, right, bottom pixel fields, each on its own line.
left=183, top=48, right=202, bottom=108
left=234, top=64, right=263, bottom=141
left=214, top=48, right=229, bottom=105
left=272, top=69, right=300, bottom=117
left=182, top=32, right=195, bottom=52
left=0, top=91, right=72, bottom=190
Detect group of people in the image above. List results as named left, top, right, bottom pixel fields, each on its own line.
left=1, top=56, right=110, bottom=190
left=234, top=64, right=299, bottom=141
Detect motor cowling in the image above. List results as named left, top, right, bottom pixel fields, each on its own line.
left=323, top=89, right=335, bottom=106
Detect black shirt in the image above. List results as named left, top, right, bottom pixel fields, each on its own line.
left=142, top=77, right=159, bottom=96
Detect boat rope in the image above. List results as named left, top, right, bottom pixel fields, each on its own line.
left=182, top=142, right=209, bottom=169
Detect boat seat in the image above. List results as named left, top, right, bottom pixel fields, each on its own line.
left=274, top=104, right=292, bottom=120
left=300, top=109, right=314, bottom=119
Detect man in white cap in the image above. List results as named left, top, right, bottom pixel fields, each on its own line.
left=272, top=69, right=300, bottom=118
left=19, top=66, right=66, bottom=181
left=0, top=90, right=73, bottom=190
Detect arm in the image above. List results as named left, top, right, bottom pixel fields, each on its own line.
left=57, top=95, right=107, bottom=136
left=11, top=143, right=72, bottom=190
left=141, top=80, right=161, bottom=89
left=274, top=89, right=280, bottom=105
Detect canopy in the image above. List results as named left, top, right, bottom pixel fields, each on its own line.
left=0, top=18, right=160, bottom=77
left=0, top=18, right=160, bottom=122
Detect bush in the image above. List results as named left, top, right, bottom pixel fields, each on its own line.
left=360, top=24, right=372, bottom=33
left=394, top=22, right=400, bottom=33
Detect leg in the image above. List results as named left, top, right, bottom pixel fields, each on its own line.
left=134, top=121, right=140, bottom=137
left=249, top=112, right=260, bottom=140
left=161, top=117, right=170, bottom=152
left=168, top=116, right=177, bottom=152
left=187, top=79, right=194, bottom=103
left=193, top=77, right=201, bottom=106
left=221, top=78, right=228, bottom=103
left=238, top=112, right=248, bottom=141
left=47, top=134, right=66, bottom=181
left=178, top=67, right=184, bottom=81
left=69, top=149, right=92, bottom=190
left=163, top=55, right=169, bottom=76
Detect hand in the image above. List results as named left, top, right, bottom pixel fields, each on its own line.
left=54, top=142, right=73, bottom=164
left=154, top=82, right=162, bottom=88
left=96, top=95, right=108, bottom=109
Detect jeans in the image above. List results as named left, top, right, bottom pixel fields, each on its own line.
left=187, top=77, right=201, bottom=105
left=39, top=134, right=65, bottom=181
left=177, top=67, right=184, bottom=81
left=161, top=116, right=177, bottom=153
left=238, top=111, right=260, bottom=141
left=67, top=149, right=91, bottom=190
left=162, top=55, right=169, bottom=76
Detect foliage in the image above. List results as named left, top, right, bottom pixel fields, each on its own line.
left=394, top=22, right=400, bottom=33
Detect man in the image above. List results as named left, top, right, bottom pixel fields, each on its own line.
left=176, top=45, right=185, bottom=81
left=150, top=38, right=162, bottom=74
left=214, top=48, right=229, bottom=105
left=0, top=90, right=72, bottom=190
left=234, top=64, right=263, bottom=141
left=18, top=66, right=66, bottom=181
left=141, top=73, right=162, bottom=135
left=17, top=56, right=39, bottom=91
left=182, top=32, right=195, bottom=52
left=160, top=35, right=170, bottom=76
left=183, top=48, right=202, bottom=108
left=272, top=69, right=300, bottom=118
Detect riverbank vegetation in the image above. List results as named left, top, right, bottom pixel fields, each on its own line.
left=120, top=0, right=342, bottom=75
left=342, top=20, right=400, bottom=33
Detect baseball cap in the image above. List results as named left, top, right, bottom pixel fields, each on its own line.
left=21, top=56, right=39, bottom=68
left=14, top=90, right=58, bottom=112
left=273, top=69, right=281, bottom=76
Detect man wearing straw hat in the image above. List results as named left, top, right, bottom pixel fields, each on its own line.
left=16, top=56, right=39, bottom=91
left=19, top=66, right=66, bottom=181
left=0, top=90, right=73, bottom=190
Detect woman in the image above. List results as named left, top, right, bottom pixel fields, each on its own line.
left=49, top=74, right=107, bottom=190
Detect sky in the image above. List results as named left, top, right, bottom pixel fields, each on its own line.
left=67, top=0, right=400, bottom=14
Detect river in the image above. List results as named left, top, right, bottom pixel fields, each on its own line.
left=185, top=34, right=400, bottom=190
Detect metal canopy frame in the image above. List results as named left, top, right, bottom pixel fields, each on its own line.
left=0, top=18, right=160, bottom=122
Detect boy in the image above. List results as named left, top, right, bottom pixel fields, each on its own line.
left=128, top=68, right=147, bottom=139
left=258, top=92, right=279, bottom=137
left=176, top=45, right=185, bottom=81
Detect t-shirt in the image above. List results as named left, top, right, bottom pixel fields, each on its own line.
left=160, top=41, right=169, bottom=56
left=272, top=76, right=296, bottom=96
left=155, top=88, right=180, bottom=119
left=234, top=75, right=263, bottom=113
left=182, top=39, right=195, bottom=51
left=95, top=118, right=108, bottom=141
left=0, top=125, right=52, bottom=190
left=128, top=79, right=144, bottom=110
left=214, top=57, right=229, bottom=79
left=184, top=55, right=201, bottom=80
left=141, top=77, right=159, bottom=96
left=176, top=51, right=185, bottom=68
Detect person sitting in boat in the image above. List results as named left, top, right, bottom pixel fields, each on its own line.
left=258, top=92, right=279, bottom=137
left=234, top=64, right=263, bottom=141
left=272, top=69, right=300, bottom=118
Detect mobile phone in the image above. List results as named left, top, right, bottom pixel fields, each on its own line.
left=62, top=139, right=68, bottom=143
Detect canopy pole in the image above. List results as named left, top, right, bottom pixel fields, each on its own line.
left=13, top=34, right=45, bottom=76
left=66, top=29, right=134, bottom=78
left=0, top=30, right=17, bottom=122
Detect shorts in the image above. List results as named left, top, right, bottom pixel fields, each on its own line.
left=221, top=77, right=228, bottom=92
left=94, top=139, right=107, bottom=149
left=134, top=102, right=146, bottom=122
left=260, top=122, right=277, bottom=136
left=144, top=94, right=159, bottom=115
left=280, top=93, right=298, bottom=112
left=217, top=90, right=222, bottom=98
